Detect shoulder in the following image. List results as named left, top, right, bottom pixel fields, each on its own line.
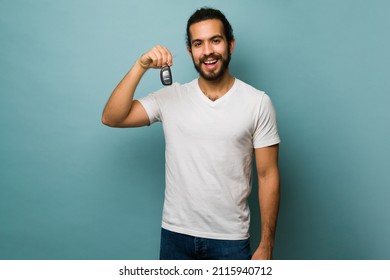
left=234, top=80, right=277, bottom=118
left=235, top=79, right=270, bottom=103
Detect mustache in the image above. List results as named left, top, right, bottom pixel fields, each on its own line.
left=200, top=54, right=222, bottom=63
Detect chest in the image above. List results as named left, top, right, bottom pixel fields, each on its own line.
left=161, top=96, right=257, bottom=149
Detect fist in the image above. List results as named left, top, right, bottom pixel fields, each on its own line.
left=138, top=45, right=173, bottom=70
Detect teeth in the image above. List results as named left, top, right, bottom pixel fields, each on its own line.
left=204, top=60, right=217, bottom=65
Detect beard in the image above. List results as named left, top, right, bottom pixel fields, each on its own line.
left=191, top=51, right=231, bottom=81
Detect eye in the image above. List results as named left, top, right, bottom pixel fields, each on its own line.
left=193, top=41, right=202, bottom=48
left=211, top=36, right=222, bottom=45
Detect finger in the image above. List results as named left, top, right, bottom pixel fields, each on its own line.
left=162, top=46, right=173, bottom=66
left=139, top=47, right=159, bottom=69
left=156, top=45, right=173, bottom=67
left=149, top=48, right=160, bottom=68
left=139, top=54, right=152, bottom=69
left=152, top=45, right=164, bottom=67
left=143, top=45, right=172, bottom=69
left=157, top=45, right=169, bottom=67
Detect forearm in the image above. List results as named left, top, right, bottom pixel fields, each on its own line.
left=258, top=168, right=280, bottom=249
left=102, top=61, right=146, bottom=126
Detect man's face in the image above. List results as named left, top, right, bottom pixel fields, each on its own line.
left=188, top=19, right=234, bottom=81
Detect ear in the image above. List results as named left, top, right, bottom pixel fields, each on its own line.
left=229, top=39, right=236, bottom=55
left=187, top=46, right=193, bottom=57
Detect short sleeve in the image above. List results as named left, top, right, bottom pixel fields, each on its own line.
left=138, top=90, right=165, bottom=124
left=253, top=94, right=281, bottom=148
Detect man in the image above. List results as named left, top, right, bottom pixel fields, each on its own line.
left=102, top=7, right=280, bottom=260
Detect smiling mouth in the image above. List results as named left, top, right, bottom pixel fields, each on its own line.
left=201, top=54, right=221, bottom=67
left=203, top=59, right=218, bottom=65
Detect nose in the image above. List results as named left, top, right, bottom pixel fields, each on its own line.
left=203, top=41, right=213, bottom=55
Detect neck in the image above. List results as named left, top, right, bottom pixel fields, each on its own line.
left=198, top=72, right=235, bottom=101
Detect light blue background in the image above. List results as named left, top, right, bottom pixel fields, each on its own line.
left=1, top=0, right=389, bottom=260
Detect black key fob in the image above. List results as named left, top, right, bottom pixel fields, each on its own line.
left=160, top=65, right=172, bottom=86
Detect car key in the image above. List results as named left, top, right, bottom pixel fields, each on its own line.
left=160, top=65, right=172, bottom=86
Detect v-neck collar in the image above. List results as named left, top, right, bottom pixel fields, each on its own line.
left=194, top=78, right=239, bottom=106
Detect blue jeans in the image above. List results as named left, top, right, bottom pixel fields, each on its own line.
left=159, top=228, right=251, bottom=260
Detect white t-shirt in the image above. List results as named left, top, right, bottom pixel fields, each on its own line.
left=139, top=78, right=280, bottom=240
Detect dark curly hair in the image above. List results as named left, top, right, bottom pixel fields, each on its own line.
left=186, top=7, right=234, bottom=49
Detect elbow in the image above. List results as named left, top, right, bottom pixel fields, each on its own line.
left=101, top=114, right=117, bottom=127
left=257, top=167, right=280, bottom=188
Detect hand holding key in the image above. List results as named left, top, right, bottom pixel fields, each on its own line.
left=138, top=45, right=173, bottom=86
left=138, top=45, right=173, bottom=70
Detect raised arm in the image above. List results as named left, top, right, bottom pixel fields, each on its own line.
left=252, top=144, right=280, bottom=260
left=102, top=45, right=173, bottom=127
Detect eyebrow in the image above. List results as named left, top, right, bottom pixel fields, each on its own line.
left=191, top=35, right=225, bottom=45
